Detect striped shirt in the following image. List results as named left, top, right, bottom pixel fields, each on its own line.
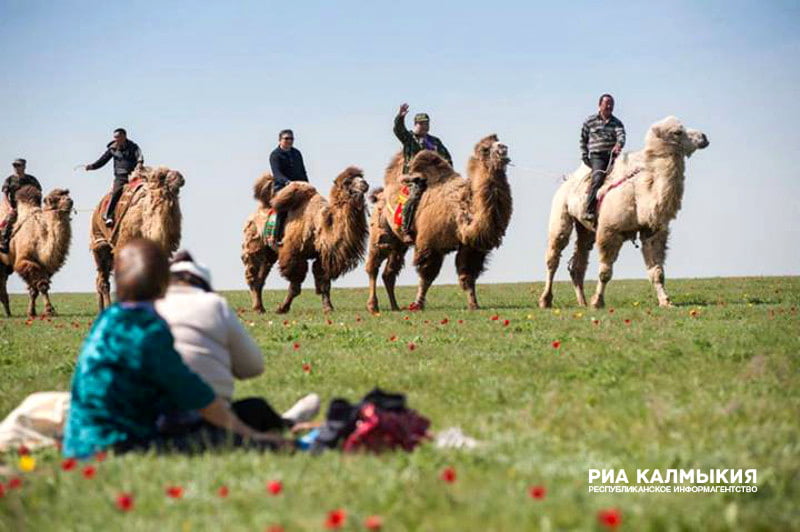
left=580, top=113, right=626, bottom=160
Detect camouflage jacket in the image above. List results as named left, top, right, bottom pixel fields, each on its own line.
left=393, top=116, right=452, bottom=173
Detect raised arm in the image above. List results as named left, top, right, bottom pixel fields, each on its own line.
left=393, top=103, right=414, bottom=146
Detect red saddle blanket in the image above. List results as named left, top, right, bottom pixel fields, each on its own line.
left=392, top=185, right=411, bottom=230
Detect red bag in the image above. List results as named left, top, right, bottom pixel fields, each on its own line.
left=342, top=402, right=431, bottom=453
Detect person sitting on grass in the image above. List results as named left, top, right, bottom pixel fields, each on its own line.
left=62, top=239, right=289, bottom=458
left=154, top=250, right=319, bottom=434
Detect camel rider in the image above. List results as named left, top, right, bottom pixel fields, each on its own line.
left=84, top=128, right=144, bottom=227
left=394, top=103, right=452, bottom=244
left=269, top=129, right=308, bottom=246
left=0, top=159, right=43, bottom=254
left=580, top=94, right=626, bottom=221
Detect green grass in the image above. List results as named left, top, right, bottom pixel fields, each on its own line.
left=1, top=277, right=799, bottom=531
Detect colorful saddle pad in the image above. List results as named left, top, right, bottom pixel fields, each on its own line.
left=392, top=185, right=411, bottom=230
left=262, top=208, right=278, bottom=248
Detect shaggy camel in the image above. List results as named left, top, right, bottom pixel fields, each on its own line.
left=366, top=135, right=512, bottom=312
left=241, top=167, right=369, bottom=313
left=0, top=186, right=73, bottom=317
left=90, top=165, right=184, bottom=312
left=539, top=116, right=709, bottom=309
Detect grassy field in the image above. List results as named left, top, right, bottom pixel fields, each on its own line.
left=0, top=277, right=798, bottom=531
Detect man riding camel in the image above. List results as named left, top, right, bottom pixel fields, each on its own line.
left=0, top=158, right=42, bottom=254
left=269, top=128, right=308, bottom=246
left=83, top=128, right=144, bottom=227
left=393, top=103, right=452, bottom=243
left=580, top=94, right=626, bottom=221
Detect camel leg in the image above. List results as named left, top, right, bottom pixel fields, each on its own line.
left=383, top=248, right=407, bottom=311
left=455, top=246, right=488, bottom=310
left=15, top=259, right=44, bottom=318
left=365, top=241, right=387, bottom=314
left=40, top=280, right=56, bottom=317
left=276, top=260, right=308, bottom=314
left=312, top=259, right=334, bottom=313
left=411, top=249, right=444, bottom=311
left=243, top=249, right=274, bottom=313
left=567, top=222, right=595, bottom=307
left=641, top=229, right=673, bottom=307
left=0, top=267, right=10, bottom=317
left=591, top=230, right=625, bottom=309
left=539, top=212, right=574, bottom=308
left=92, top=244, right=113, bottom=313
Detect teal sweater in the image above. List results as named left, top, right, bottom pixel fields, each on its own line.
left=63, top=303, right=215, bottom=458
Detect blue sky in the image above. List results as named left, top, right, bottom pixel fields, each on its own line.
left=1, top=1, right=798, bottom=296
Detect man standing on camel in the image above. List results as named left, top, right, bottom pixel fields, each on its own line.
left=83, top=128, right=144, bottom=227
left=269, top=129, right=308, bottom=246
left=0, top=158, right=43, bottom=254
left=580, top=94, right=626, bottom=221
left=393, top=103, right=452, bottom=244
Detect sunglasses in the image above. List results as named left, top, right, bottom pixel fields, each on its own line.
left=281, top=137, right=294, bottom=141
left=12, top=163, right=23, bottom=167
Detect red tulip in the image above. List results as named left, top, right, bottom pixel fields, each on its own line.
left=503, top=319, right=510, bottom=326
left=82, top=465, right=97, bottom=479
left=592, top=319, right=600, bottom=326
left=403, top=315, right=410, bottom=321
left=355, top=315, right=362, bottom=322
left=302, top=363, right=312, bottom=374
left=608, top=308, right=615, bottom=314
left=389, top=335, right=398, bottom=342
left=440, top=318, right=449, bottom=325
left=597, top=508, right=622, bottom=528
left=529, top=485, right=546, bottom=499
left=0, top=483, right=5, bottom=498
left=115, top=492, right=134, bottom=511
left=325, top=508, right=347, bottom=529
left=552, top=340, right=561, bottom=349
left=61, top=458, right=77, bottom=471
left=17, top=445, right=30, bottom=456
left=267, top=480, right=283, bottom=495
left=364, top=515, right=383, bottom=530
left=218, top=485, right=229, bottom=498
left=440, top=466, right=457, bottom=483
left=293, top=342, right=301, bottom=351
left=490, top=314, right=499, bottom=321
left=408, top=302, right=421, bottom=311
left=283, top=320, right=289, bottom=326
left=689, top=309, right=699, bottom=318
left=458, top=319, right=464, bottom=324
left=8, top=477, right=22, bottom=489
left=624, top=319, right=631, bottom=325
left=407, top=342, right=416, bottom=351
left=166, top=485, right=184, bottom=499
left=326, top=319, right=333, bottom=325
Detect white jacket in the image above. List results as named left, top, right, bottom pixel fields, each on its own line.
left=155, top=285, right=264, bottom=400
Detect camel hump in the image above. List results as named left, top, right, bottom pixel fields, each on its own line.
left=272, top=182, right=318, bottom=212
left=408, top=150, right=449, bottom=173
left=14, top=185, right=43, bottom=207
left=253, top=172, right=274, bottom=206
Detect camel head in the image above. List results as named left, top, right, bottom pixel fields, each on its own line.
left=646, top=116, right=710, bottom=158
left=253, top=172, right=275, bottom=208
left=43, top=189, right=74, bottom=214
left=143, top=166, right=185, bottom=197
left=473, top=134, right=511, bottom=171
left=331, top=166, right=369, bottom=204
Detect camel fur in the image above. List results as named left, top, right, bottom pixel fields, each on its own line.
left=539, top=116, right=709, bottom=309
left=365, top=134, right=512, bottom=313
left=0, top=187, right=73, bottom=317
left=89, top=165, right=185, bottom=312
left=241, top=167, right=370, bottom=313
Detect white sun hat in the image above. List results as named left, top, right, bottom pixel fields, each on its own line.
left=169, top=260, right=212, bottom=288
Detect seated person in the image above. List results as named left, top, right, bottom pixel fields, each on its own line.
left=155, top=251, right=319, bottom=433
left=62, top=239, right=287, bottom=458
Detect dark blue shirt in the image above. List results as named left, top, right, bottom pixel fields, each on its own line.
left=269, top=146, right=309, bottom=185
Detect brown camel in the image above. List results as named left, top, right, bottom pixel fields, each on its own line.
left=539, top=116, right=709, bottom=309
left=0, top=186, right=73, bottom=317
left=366, top=134, right=512, bottom=313
left=241, top=166, right=369, bottom=313
left=90, top=165, right=184, bottom=312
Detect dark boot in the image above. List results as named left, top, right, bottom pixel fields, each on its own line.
left=401, top=180, right=425, bottom=243
left=583, top=154, right=610, bottom=221
left=273, top=211, right=287, bottom=247
left=0, top=211, right=17, bottom=253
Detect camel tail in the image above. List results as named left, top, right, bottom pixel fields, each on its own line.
left=369, top=187, right=384, bottom=204
left=271, top=182, right=317, bottom=212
